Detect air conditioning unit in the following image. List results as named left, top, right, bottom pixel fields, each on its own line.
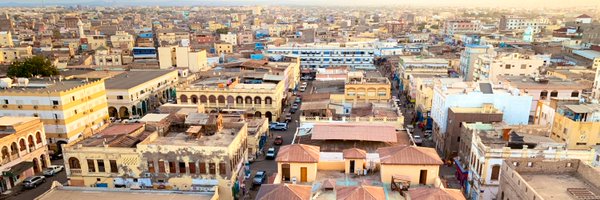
left=33, top=105, right=38, bottom=109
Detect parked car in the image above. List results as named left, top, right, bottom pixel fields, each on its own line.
left=299, top=85, right=307, bottom=92
left=266, top=148, right=276, bottom=159
left=424, top=130, right=433, bottom=137
left=285, top=113, right=292, bottom=122
left=274, top=136, right=284, bottom=145
left=253, top=171, right=267, bottom=186
left=413, top=135, right=423, bottom=145
left=23, top=176, right=45, bottom=189
left=292, top=103, right=299, bottom=110
left=295, top=97, right=302, bottom=104
left=43, top=165, right=64, bottom=176
left=270, top=122, right=288, bottom=131
left=290, top=108, right=297, bottom=114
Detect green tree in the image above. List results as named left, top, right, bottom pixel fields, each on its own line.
left=7, top=56, right=59, bottom=77
left=216, top=27, right=230, bottom=35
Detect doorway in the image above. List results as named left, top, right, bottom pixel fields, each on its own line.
left=349, top=160, right=355, bottom=174
left=419, top=170, right=428, bottom=185
left=282, top=164, right=290, bottom=181
left=300, top=167, right=307, bottom=182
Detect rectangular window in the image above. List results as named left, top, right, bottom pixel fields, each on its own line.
left=521, top=64, right=526, bottom=69
left=219, top=162, right=227, bottom=175
left=117, top=95, right=124, bottom=100
left=148, top=161, right=155, bottom=173
left=97, top=160, right=105, bottom=172
left=209, top=163, right=216, bottom=174
left=110, top=160, right=118, bottom=173
left=87, top=159, right=96, bottom=172
left=52, top=100, right=59, bottom=105
left=505, top=64, right=511, bottom=69
left=169, top=161, right=176, bottom=173
left=576, top=142, right=587, bottom=145
left=199, top=162, right=207, bottom=174
left=158, top=161, right=165, bottom=173
left=179, top=162, right=186, bottom=174
left=189, top=162, right=196, bottom=174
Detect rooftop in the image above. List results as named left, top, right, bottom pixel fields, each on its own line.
left=0, top=77, right=102, bottom=94
left=36, top=185, right=215, bottom=200
left=76, top=124, right=153, bottom=148
left=522, top=174, right=598, bottom=200
left=149, top=126, right=241, bottom=147
left=276, top=144, right=320, bottom=163
left=104, top=70, right=176, bottom=90
left=0, top=116, right=38, bottom=126
left=406, top=188, right=466, bottom=200
left=497, top=75, right=590, bottom=90
left=255, top=184, right=312, bottom=200
left=311, top=124, right=397, bottom=143
left=378, top=145, right=443, bottom=165
left=296, top=130, right=410, bottom=153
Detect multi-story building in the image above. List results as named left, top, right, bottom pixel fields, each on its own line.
left=0, top=46, right=32, bottom=64
left=593, top=58, right=600, bottom=99
left=0, top=31, right=13, bottom=47
left=498, top=159, right=600, bottom=200
left=158, top=46, right=209, bottom=72
left=550, top=103, right=600, bottom=150
left=93, top=47, right=122, bottom=66
left=0, top=77, right=109, bottom=154
left=105, top=70, right=179, bottom=120
left=219, top=32, right=237, bottom=46
left=214, top=43, right=233, bottom=54
left=499, top=15, right=549, bottom=33
left=177, top=60, right=299, bottom=121
left=443, top=19, right=481, bottom=35
left=344, top=73, right=391, bottom=103
left=459, top=123, right=595, bottom=200
left=236, top=31, right=253, bottom=45
left=63, top=114, right=248, bottom=200
left=398, top=56, right=449, bottom=94
left=442, top=105, right=503, bottom=157
left=156, top=30, right=190, bottom=46
left=533, top=97, right=580, bottom=127
left=110, top=31, right=135, bottom=50
left=459, top=45, right=494, bottom=81
left=266, top=43, right=376, bottom=70
left=496, top=75, right=588, bottom=115
left=430, top=82, right=532, bottom=155
left=0, top=117, right=49, bottom=192
left=474, top=53, right=546, bottom=82
left=84, top=35, right=108, bottom=51
left=0, top=14, right=14, bottom=33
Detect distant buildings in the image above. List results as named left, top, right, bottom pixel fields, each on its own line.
left=460, top=45, right=494, bottom=81
left=158, top=46, right=209, bottom=72
left=266, top=43, right=376, bottom=70
left=474, top=52, right=546, bottom=82
left=499, top=15, right=549, bottom=33
left=443, top=19, right=481, bottom=35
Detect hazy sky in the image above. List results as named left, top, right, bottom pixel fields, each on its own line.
left=2, top=0, right=600, bottom=8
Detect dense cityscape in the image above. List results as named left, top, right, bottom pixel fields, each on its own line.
left=0, top=1, right=599, bottom=200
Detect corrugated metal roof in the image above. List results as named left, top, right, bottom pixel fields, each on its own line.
left=276, top=144, right=320, bottom=163
left=311, top=124, right=397, bottom=143
left=407, top=188, right=466, bottom=200
left=378, top=145, right=443, bottom=165
left=255, top=184, right=312, bottom=200
left=343, top=148, right=367, bottom=159
left=336, top=185, right=386, bottom=200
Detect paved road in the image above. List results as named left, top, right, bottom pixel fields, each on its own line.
left=2, top=159, right=66, bottom=200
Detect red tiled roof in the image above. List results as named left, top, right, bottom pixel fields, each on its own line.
left=343, top=148, right=367, bottom=159
left=377, top=145, right=443, bottom=165
left=407, top=188, right=466, bottom=200
left=577, top=14, right=592, bottom=18
left=256, top=184, right=312, bottom=200
left=336, top=185, right=386, bottom=200
left=311, top=124, right=397, bottom=143
left=276, top=144, right=320, bottom=163
left=322, top=179, right=336, bottom=189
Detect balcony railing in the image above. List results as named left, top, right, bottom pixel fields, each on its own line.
left=70, top=169, right=82, bottom=175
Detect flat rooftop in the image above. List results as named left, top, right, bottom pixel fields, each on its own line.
left=0, top=116, right=38, bottom=126
left=0, top=78, right=101, bottom=93
left=314, top=171, right=404, bottom=200
left=149, top=127, right=241, bottom=147
left=296, top=130, right=410, bottom=153
left=37, top=186, right=215, bottom=200
left=77, top=124, right=153, bottom=148
left=522, top=173, right=598, bottom=200
left=498, top=75, right=590, bottom=90
left=104, top=70, right=175, bottom=89
left=311, top=80, right=345, bottom=94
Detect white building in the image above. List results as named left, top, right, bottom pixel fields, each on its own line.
left=474, top=53, right=546, bottom=82
left=458, top=122, right=595, bottom=200
left=499, top=15, right=549, bottom=33
left=460, top=45, right=495, bottom=81
left=430, top=82, right=532, bottom=152
left=158, top=46, right=208, bottom=72
left=94, top=47, right=122, bottom=66
left=219, top=32, right=238, bottom=46
left=266, top=42, right=376, bottom=70
left=110, top=31, right=135, bottom=50
left=593, top=58, right=600, bottom=99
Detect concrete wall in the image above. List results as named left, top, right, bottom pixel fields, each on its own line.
left=277, top=162, right=318, bottom=183
left=380, top=164, right=440, bottom=185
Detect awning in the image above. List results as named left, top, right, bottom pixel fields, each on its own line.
left=2, top=161, right=33, bottom=177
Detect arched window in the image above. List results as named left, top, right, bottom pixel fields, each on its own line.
left=245, top=96, right=253, bottom=104
left=550, top=91, right=558, bottom=97
left=10, top=142, right=18, bottom=155
left=236, top=96, right=244, bottom=104
left=68, top=157, right=81, bottom=169
left=491, top=165, right=501, bottom=180
left=218, top=95, right=226, bottom=104
left=199, top=95, right=208, bottom=103
left=208, top=95, right=216, bottom=103
left=571, top=91, right=579, bottom=97
left=28, top=135, right=35, bottom=150
left=35, top=131, right=42, bottom=144
left=254, top=97, right=261, bottom=104
left=227, top=96, right=235, bottom=104
left=191, top=95, right=198, bottom=104
left=180, top=95, right=188, bottom=103
left=540, top=90, right=548, bottom=100
left=265, top=97, right=272, bottom=104
left=19, top=138, right=26, bottom=151
left=1, top=146, right=9, bottom=160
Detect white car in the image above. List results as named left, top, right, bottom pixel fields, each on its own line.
left=413, top=135, right=423, bottom=145
left=43, top=165, right=64, bottom=176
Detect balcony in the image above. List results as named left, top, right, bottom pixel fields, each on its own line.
left=70, top=169, right=82, bottom=175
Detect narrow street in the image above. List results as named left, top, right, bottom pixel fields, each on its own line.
left=1, top=159, right=67, bottom=200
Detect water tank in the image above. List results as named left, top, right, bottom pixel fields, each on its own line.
left=0, top=78, right=12, bottom=89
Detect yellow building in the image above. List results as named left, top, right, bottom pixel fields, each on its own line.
left=177, top=60, right=299, bottom=121
left=214, top=43, right=233, bottom=54
left=378, top=145, right=443, bottom=185
left=0, top=117, right=50, bottom=192
left=344, top=73, right=391, bottom=103
left=0, top=31, right=13, bottom=47
left=275, top=144, right=320, bottom=183
left=156, top=30, right=190, bottom=45
left=64, top=114, right=248, bottom=200
left=0, top=46, right=32, bottom=64
left=0, top=77, right=109, bottom=154
left=551, top=103, right=600, bottom=150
